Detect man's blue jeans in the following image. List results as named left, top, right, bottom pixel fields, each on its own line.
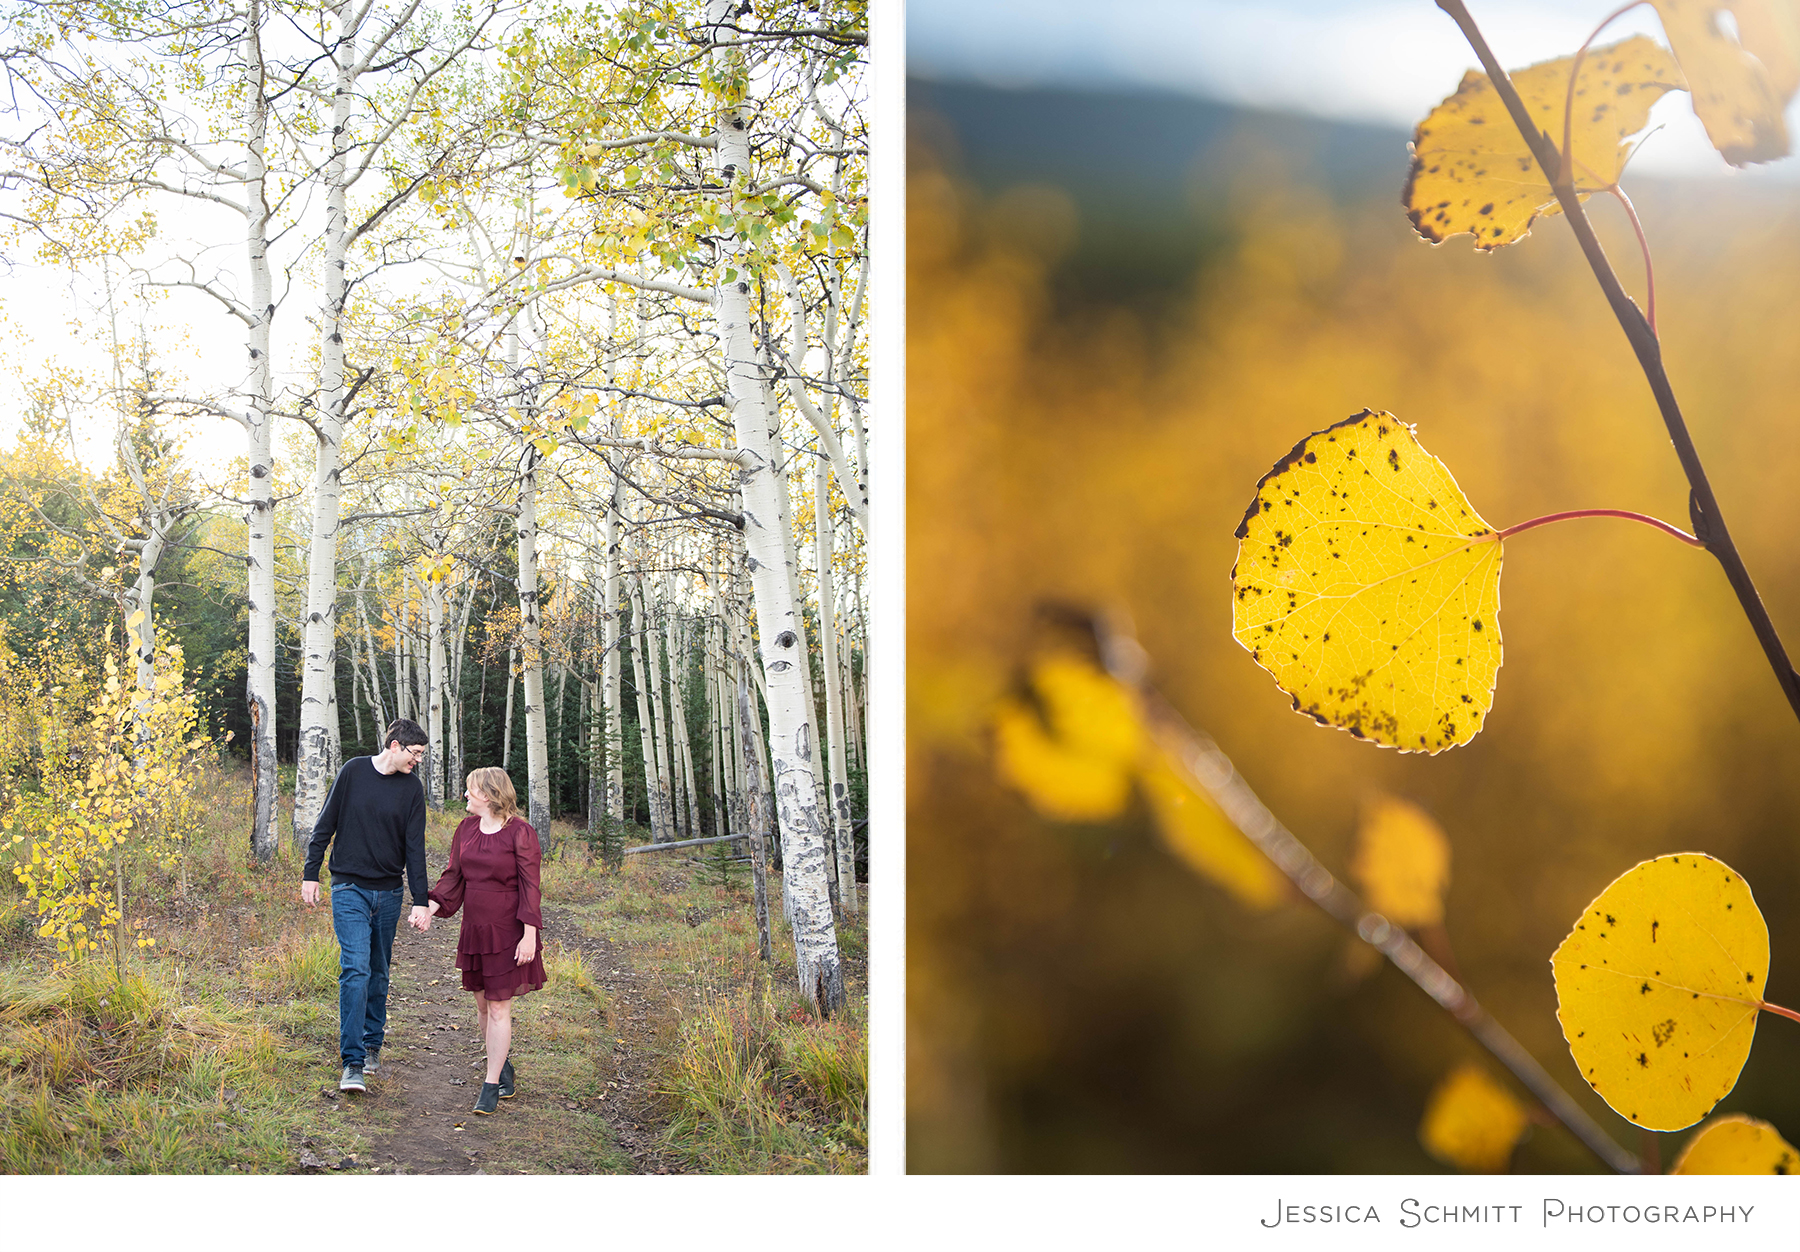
left=331, top=881, right=404, bottom=1067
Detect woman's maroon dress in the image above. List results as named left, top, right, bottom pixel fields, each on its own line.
left=428, top=815, right=547, bottom=1000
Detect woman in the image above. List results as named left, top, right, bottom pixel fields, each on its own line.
left=425, top=766, right=547, bottom=1114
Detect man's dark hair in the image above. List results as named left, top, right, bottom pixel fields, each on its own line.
left=384, top=718, right=428, bottom=750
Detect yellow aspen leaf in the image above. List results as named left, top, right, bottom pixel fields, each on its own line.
left=126, top=609, right=146, bottom=629
left=1232, top=410, right=1501, bottom=754
left=1351, top=794, right=1451, bottom=927
left=1650, top=0, right=1800, bottom=165
left=991, top=653, right=1142, bottom=822
left=1405, top=36, right=1684, bottom=249
left=1138, top=745, right=1284, bottom=909
left=1418, top=1063, right=1530, bottom=1172
left=1670, top=1113, right=1798, bottom=1174
left=1552, top=853, right=1769, bottom=1131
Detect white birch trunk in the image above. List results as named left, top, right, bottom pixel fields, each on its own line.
left=448, top=575, right=475, bottom=795
left=814, top=456, right=857, bottom=915
left=671, top=614, right=702, bottom=845
left=603, top=521, right=624, bottom=825
left=706, top=613, right=728, bottom=841
left=601, top=302, right=627, bottom=833
left=502, top=645, right=516, bottom=770
left=292, top=0, right=357, bottom=843
left=425, top=572, right=446, bottom=809
left=394, top=596, right=409, bottom=721
left=516, top=441, right=551, bottom=835
left=242, top=0, right=280, bottom=861
left=627, top=572, right=665, bottom=842
left=643, top=578, right=677, bottom=841
left=357, top=562, right=387, bottom=732
left=736, top=668, right=773, bottom=963
left=126, top=527, right=167, bottom=693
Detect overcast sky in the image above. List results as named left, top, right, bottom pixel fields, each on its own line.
left=907, top=0, right=1800, bottom=181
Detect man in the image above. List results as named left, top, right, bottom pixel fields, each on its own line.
left=301, top=717, right=433, bottom=1093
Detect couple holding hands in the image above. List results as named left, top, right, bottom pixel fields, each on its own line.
left=300, top=718, right=548, bottom=1116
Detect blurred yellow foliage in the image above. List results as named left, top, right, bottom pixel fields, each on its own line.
left=1670, top=1113, right=1798, bottom=1174
left=991, top=652, right=1142, bottom=823
left=1553, top=854, right=1768, bottom=1131
left=906, top=109, right=1800, bottom=1167
left=1351, top=794, right=1452, bottom=928
left=992, top=651, right=1284, bottom=907
left=1418, top=1063, right=1529, bottom=1172
left=1139, top=747, right=1284, bottom=909
left=992, top=696, right=1134, bottom=823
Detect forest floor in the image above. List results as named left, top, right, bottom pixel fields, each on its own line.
left=0, top=765, right=867, bottom=1175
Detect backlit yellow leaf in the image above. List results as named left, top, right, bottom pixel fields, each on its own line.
left=1418, top=1063, right=1530, bottom=1173
left=1651, top=0, right=1800, bottom=164
left=1139, top=745, right=1284, bottom=909
left=1405, top=36, right=1684, bottom=249
left=1670, top=1113, right=1798, bottom=1173
left=992, top=653, right=1142, bottom=822
left=1351, top=794, right=1451, bottom=928
left=1232, top=410, right=1501, bottom=753
left=1552, top=853, right=1769, bottom=1131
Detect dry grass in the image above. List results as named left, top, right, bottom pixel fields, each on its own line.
left=657, top=984, right=867, bottom=1172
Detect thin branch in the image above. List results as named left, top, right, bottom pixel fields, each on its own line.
left=1089, top=610, right=1644, bottom=1175
left=1438, top=0, right=1800, bottom=729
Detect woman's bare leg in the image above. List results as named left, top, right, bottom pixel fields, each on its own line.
left=484, top=996, right=512, bottom=1084
left=473, top=990, right=490, bottom=1074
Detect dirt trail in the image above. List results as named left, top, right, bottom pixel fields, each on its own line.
left=309, top=909, right=687, bottom=1174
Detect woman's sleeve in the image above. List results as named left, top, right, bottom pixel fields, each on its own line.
left=514, top=821, right=544, bottom=930
left=428, top=822, right=467, bottom=918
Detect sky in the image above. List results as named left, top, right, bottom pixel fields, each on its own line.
left=906, top=0, right=1800, bottom=181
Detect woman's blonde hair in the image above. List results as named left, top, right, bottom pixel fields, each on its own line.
left=466, top=767, right=520, bottom=820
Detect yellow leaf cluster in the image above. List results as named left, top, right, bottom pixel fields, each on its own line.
left=1552, top=853, right=1769, bottom=1131
left=1670, top=1113, right=1798, bottom=1174
left=1351, top=794, right=1451, bottom=928
left=992, top=652, right=1284, bottom=908
left=1418, top=1063, right=1530, bottom=1172
left=7, top=641, right=210, bottom=963
left=1232, top=410, right=1502, bottom=754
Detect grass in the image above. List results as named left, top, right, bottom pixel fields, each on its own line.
left=0, top=761, right=868, bottom=1174
left=658, top=986, right=868, bottom=1172
left=551, top=844, right=870, bottom=1173
left=0, top=959, right=304, bottom=1172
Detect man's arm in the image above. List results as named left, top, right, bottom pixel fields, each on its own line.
left=405, top=784, right=432, bottom=929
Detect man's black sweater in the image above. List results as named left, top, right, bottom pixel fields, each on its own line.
left=302, top=757, right=429, bottom=905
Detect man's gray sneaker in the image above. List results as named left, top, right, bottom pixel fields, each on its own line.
left=339, top=1065, right=366, bottom=1093
left=363, top=1048, right=381, bottom=1075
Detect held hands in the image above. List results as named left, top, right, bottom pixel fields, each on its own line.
left=300, top=881, right=320, bottom=907
left=515, top=927, right=537, bottom=967
left=408, top=905, right=432, bottom=932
